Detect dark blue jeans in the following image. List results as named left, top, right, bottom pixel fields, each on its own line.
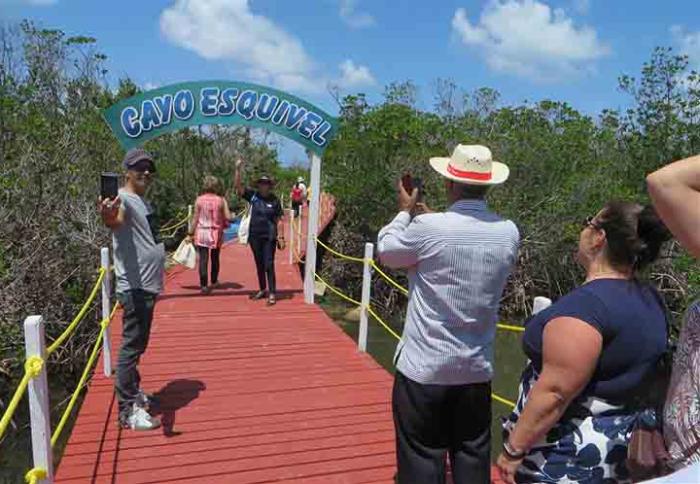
left=249, top=236, right=277, bottom=294
left=115, top=289, right=157, bottom=418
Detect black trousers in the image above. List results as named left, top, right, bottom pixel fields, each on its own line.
left=115, top=289, right=157, bottom=418
left=196, top=245, right=220, bottom=288
left=292, top=201, right=301, bottom=218
left=249, top=236, right=276, bottom=294
left=392, top=371, right=492, bottom=484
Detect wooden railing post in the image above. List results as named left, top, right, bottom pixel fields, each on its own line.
left=24, top=316, right=54, bottom=483
left=358, top=243, right=374, bottom=352
left=304, top=154, right=322, bottom=303
left=100, top=247, right=113, bottom=377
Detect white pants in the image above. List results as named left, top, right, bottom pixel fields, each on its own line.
left=643, top=461, right=700, bottom=483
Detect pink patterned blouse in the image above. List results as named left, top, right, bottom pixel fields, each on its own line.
left=664, top=300, right=700, bottom=470
left=193, top=193, right=228, bottom=249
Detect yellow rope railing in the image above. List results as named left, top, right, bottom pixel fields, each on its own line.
left=0, top=356, right=44, bottom=441
left=46, top=268, right=106, bottom=355
left=160, top=213, right=190, bottom=233
left=24, top=468, right=47, bottom=484
left=312, top=239, right=523, bottom=409
left=50, top=302, right=118, bottom=447
left=316, top=238, right=365, bottom=264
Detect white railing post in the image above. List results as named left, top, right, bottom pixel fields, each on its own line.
left=24, top=316, right=54, bottom=483
left=100, top=247, right=113, bottom=377
left=304, top=154, right=322, bottom=303
left=288, top=209, right=294, bottom=265
left=358, top=243, right=374, bottom=352
left=532, top=296, right=552, bottom=315
left=297, top=203, right=303, bottom=259
left=187, top=204, right=193, bottom=233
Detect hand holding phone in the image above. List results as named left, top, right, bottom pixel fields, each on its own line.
left=101, top=172, right=119, bottom=200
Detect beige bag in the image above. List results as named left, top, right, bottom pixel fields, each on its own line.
left=173, top=239, right=196, bottom=269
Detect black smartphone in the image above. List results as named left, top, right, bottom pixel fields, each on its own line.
left=401, top=173, right=413, bottom=193
left=413, top=177, right=423, bottom=201
left=101, top=172, right=119, bottom=200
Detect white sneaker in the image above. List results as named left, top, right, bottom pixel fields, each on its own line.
left=126, top=404, right=161, bottom=431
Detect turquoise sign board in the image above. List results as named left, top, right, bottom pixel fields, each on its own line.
left=102, top=81, right=339, bottom=155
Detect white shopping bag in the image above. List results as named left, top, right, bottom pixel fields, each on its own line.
left=173, top=239, right=196, bottom=269
left=238, top=203, right=252, bottom=245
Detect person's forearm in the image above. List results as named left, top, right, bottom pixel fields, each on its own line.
left=648, top=154, right=700, bottom=190
left=507, top=380, right=572, bottom=451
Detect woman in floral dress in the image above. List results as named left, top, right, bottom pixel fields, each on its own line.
left=497, top=201, right=671, bottom=484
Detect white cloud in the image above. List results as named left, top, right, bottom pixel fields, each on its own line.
left=143, top=82, right=160, bottom=91
left=336, top=59, right=376, bottom=88
left=572, top=0, right=590, bottom=15
left=160, top=0, right=378, bottom=97
left=672, top=25, right=700, bottom=71
left=339, top=0, right=375, bottom=29
left=451, top=1, right=610, bottom=82
left=160, top=0, right=318, bottom=93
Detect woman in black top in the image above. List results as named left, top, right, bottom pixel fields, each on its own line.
left=235, top=158, right=285, bottom=305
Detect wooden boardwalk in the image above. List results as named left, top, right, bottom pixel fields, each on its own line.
left=55, top=201, right=505, bottom=483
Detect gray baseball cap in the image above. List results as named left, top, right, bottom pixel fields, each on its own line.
left=122, top=148, right=156, bottom=172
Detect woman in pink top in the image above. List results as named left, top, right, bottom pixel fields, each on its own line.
left=187, top=176, right=231, bottom=294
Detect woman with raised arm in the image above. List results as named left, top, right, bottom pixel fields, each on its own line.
left=648, top=155, right=700, bottom=473
left=234, top=158, right=285, bottom=305
left=496, top=201, right=671, bottom=483
left=187, top=175, right=231, bottom=294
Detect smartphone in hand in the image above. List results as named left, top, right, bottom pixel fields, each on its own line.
left=413, top=177, right=423, bottom=202
left=401, top=173, right=413, bottom=193
left=101, top=172, right=119, bottom=200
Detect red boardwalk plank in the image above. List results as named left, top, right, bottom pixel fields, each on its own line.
left=56, top=203, right=503, bottom=483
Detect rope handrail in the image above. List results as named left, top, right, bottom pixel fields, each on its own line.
left=315, top=237, right=365, bottom=263
left=160, top=213, right=190, bottom=233
left=50, top=302, right=118, bottom=447
left=316, top=272, right=518, bottom=409
left=46, top=268, right=106, bottom=355
left=0, top=356, right=44, bottom=441
left=369, top=260, right=410, bottom=296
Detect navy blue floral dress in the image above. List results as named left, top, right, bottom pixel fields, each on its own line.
left=503, top=280, right=667, bottom=483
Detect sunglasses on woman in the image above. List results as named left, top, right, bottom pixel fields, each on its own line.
left=584, top=216, right=602, bottom=230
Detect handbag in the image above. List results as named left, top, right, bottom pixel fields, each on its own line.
left=237, top=194, right=256, bottom=245
left=626, top=286, right=674, bottom=481
left=173, top=239, right=196, bottom=269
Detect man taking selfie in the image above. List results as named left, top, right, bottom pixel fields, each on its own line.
left=99, top=148, right=164, bottom=431
left=377, top=145, right=520, bottom=483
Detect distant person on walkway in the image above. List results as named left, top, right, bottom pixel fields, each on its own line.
left=497, top=202, right=671, bottom=483
left=99, top=148, right=163, bottom=431
left=187, top=175, right=232, bottom=294
left=377, top=144, right=520, bottom=484
left=290, top=177, right=306, bottom=218
left=648, top=155, right=700, bottom=472
left=234, top=158, right=285, bottom=306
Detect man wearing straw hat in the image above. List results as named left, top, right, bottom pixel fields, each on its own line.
left=377, top=145, right=520, bottom=483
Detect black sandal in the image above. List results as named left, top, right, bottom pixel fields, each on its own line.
left=249, top=290, right=266, bottom=300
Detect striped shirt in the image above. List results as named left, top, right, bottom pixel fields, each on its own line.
left=377, top=200, right=520, bottom=385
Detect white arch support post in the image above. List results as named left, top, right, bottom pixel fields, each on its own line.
left=304, top=153, right=322, bottom=304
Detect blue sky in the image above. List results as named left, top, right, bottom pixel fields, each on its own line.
left=2, top=0, right=699, bottom=163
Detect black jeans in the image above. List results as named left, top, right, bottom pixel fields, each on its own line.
left=115, top=289, right=157, bottom=418
left=196, top=245, right=220, bottom=288
left=249, top=236, right=276, bottom=294
left=292, top=201, right=301, bottom=218
left=392, top=371, right=492, bottom=484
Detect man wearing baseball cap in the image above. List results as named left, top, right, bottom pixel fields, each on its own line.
left=99, top=148, right=163, bottom=431
left=377, top=145, right=520, bottom=483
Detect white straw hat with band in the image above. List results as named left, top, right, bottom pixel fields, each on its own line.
left=429, top=144, right=509, bottom=185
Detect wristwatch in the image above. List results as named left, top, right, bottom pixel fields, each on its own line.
left=502, top=439, right=526, bottom=460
